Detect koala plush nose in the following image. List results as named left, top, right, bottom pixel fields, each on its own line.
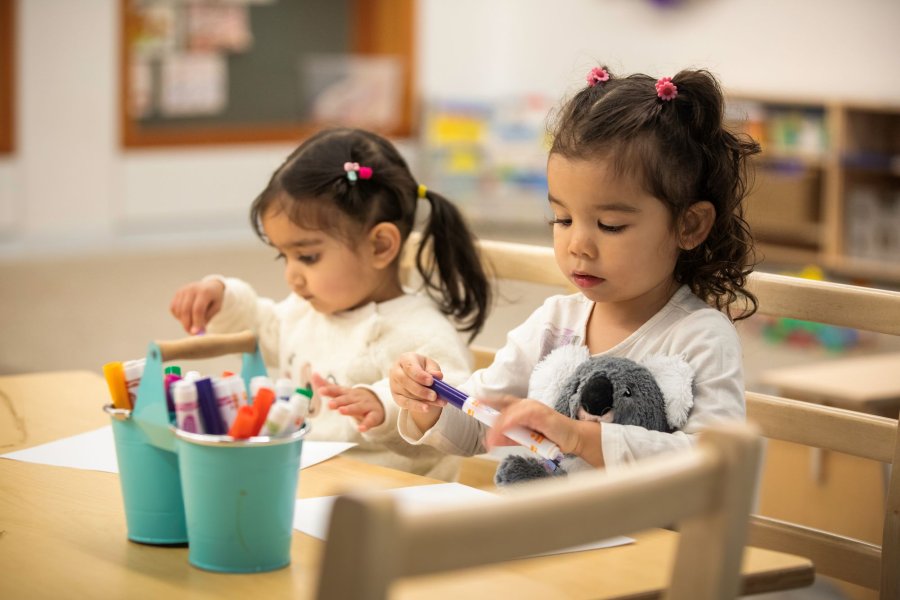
left=580, top=374, right=614, bottom=417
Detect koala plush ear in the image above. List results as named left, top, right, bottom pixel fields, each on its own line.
left=527, top=344, right=590, bottom=406
left=641, top=354, right=694, bottom=429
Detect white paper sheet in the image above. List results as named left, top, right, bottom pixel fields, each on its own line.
left=0, top=426, right=355, bottom=473
left=293, top=482, right=634, bottom=555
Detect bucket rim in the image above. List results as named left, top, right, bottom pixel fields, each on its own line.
left=103, top=403, right=132, bottom=421
left=174, top=421, right=310, bottom=447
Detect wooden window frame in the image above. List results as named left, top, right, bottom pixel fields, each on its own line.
left=0, top=0, right=15, bottom=154
left=119, top=0, right=415, bottom=148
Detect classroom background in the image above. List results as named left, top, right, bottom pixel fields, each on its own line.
left=0, top=3, right=898, bottom=598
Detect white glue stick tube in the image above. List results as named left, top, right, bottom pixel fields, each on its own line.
left=212, top=378, right=238, bottom=428
left=275, top=378, right=294, bottom=403
left=172, top=380, right=202, bottom=434
left=258, top=401, right=292, bottom=437
left=123, top=358, right=146, bottom=409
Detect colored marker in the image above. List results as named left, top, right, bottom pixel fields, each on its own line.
left=251, top=388, right=275, bottom=435
left=164, top=373, right=181, bottom=413
left=228, top=405, right=259, bottom=439
left=172, top=380, right=202, bottom=433
left=430, top=378, right=564, bottom=463
left=102, top=361, right=131, bottom=410
left=195, top=377, right=226, bottom=435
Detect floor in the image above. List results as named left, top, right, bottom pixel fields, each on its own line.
left=2, top=240, right=895, bottom=600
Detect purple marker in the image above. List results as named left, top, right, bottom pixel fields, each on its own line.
left=430, top=379, right=563, bottom=468
left=195, top=377, right=226, bottom=435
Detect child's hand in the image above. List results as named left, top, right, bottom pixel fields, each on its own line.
left=170, top=279, right=225, bottom=335
left=313, top=374, right=384, bottom=433
left=484, top=395, right=605, bottom=468
left=389, top=353, right=447, bottom=430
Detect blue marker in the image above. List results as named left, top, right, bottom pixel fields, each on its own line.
left=430, top=379, right=563, bottom=470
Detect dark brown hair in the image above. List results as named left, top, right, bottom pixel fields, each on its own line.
left=550, top=67, right=760, bottom=319
left=250, top=127, right=491, bottom=340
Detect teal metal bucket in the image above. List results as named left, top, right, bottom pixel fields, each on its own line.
left=175, top=424, right=309, bottom=573
left=104, top=405, right=188, bottom=545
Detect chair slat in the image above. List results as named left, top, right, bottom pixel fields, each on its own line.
left=747, top=272, right=900, bottom=335
left=748, top=515, right=881, bottom=589
left=746, top=392, right=897, bottom=463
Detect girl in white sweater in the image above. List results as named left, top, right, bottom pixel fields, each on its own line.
left=390, top=66, right=760, bottom=472
left=169, top=128, right=491, bottom=480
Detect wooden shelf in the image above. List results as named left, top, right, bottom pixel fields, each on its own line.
left=729, top=94, right=900, bottom=287
left=750, top=220, right=821, bottom=247
left=754, top=243, right=821, bottom=266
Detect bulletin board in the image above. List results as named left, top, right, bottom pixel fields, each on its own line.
left=0, top=0, right=14, bottom=154
left=119, top=0, right=415, bottom=148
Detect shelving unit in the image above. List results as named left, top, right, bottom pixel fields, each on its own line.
left=726, top=94, right=900, bottom=285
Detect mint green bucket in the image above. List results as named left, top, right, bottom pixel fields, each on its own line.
left=103, top=331, right=268, bottom=549
left=175, top=424, right=309, bottom=573
left=104, top=405, right=188, bottom=544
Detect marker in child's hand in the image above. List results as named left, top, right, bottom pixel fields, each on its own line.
left=429, top=379, right=563, bottom=464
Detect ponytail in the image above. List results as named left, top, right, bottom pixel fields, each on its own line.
left=415, top=189, right=491, bottom=342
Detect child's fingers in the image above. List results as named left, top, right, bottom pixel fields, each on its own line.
left=327, top=394, right=357, bottom=410
left=397, top=353, right=436, bottom=386
left=310, top=372, right=330, bottom=391
left=176, top=291, right=197, bottom=333
left=317, top=383, right=350, bottom=399
left=421, top=357, right=444, bottom=381
left=190, top=291, right=217, bottom=334
left=357, top=410, right=383, bottom=433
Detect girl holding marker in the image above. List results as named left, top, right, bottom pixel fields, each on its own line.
left=169, top=128, right=491, bottom=480
left=390, top=66, right=759, bottom=470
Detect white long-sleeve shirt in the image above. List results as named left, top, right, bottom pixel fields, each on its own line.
left=398, top=285, right=745, bottom=468
left=206, top=276, right=472, bottom=480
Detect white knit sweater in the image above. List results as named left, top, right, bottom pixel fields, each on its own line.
left=205, top=276, right=472, bottom=480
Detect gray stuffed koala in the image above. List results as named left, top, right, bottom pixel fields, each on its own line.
left=494, top=345, right=694, bottom=486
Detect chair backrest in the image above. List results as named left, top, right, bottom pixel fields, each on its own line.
left=745, top=393, right=899, bottom=595
left=316, top=424, right=763, bottom=600
left=402, top=235, right=900, bottom=597
left=741, top=273, right=900, bottom=598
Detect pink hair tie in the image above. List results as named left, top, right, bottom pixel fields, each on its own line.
left=343, top=162, right=373, bottom=182
left=655, top=76, right=678, bottom=101
left=586, top=66, right=610, bottom=87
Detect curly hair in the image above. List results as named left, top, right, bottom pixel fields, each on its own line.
left=550, top=67, right=760, bottom=320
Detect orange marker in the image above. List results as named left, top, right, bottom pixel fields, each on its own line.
left=251, top=388, right=275, bottom=436
left=102, top=361, right=131, bottom=410
left=228, top=405, right=259, bottom=439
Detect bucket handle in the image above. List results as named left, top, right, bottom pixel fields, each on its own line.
left=132, top=330, right=267, bottom=452
left=156, top=330, right=258, bottom=361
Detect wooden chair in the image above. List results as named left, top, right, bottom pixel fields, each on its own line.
left=404, top=236, right=900, bottom=597
left=316, top=424, right=763, bottom=600
left=741, top=273, right=900, bottom=599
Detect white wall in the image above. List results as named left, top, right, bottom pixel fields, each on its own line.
left=1, top=0, right=899, bottom=258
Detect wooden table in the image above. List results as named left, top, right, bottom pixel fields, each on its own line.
left=0, top=371, right=814, bottom=599
left=760, top=351, right=900, bottom=418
